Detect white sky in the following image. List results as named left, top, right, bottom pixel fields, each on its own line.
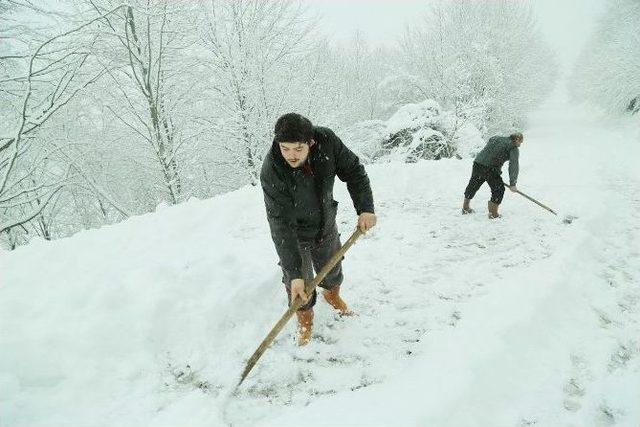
left=304, top=0, right=607, bottom=69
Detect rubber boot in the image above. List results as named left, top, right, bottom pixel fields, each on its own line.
left=296, top=308, right=314, bottom=346
left=462, top=198, right=474, bottom=214
left=488, top=201, right=501, bottom=219
left=323, top=285, right=353, bottom=316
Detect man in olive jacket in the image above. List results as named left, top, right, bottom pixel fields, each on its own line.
left=462, top=132, right=523, bottom=218
left=260, top=113, right=377, bottom=345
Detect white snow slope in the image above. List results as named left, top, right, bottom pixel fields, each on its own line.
left=1, top=94, right=639, bottom=427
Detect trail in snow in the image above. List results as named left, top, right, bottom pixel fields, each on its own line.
left=258, top=95, right=640, bottom=427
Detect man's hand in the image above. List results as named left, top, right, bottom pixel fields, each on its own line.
left=509, top=185, right=518, bottom=193
left=290, top=278, right=308, bottom=304
left=357, top=212, right=377, bottom=233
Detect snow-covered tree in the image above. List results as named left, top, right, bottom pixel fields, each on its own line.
left=388, top=0, right=557, bottom=136
left=76, top=1, right=198, bottom=206
left=0, top=2, right=127, bottom=248
left=194, top=0, right=316, bottom=186
left=305, top=33, right=390, bottom=129
left=571, top=0, right=640, bottom=114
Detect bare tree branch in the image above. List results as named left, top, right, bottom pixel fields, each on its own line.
left=0, top=186, right=63, bottom=234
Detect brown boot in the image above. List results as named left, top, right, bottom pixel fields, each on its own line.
left=462, top=198, right=474, bottom=214
left=488, top=201, right=501, bottom=219
left=295, top=308, right=314, bottom=346
left=323, top=285, right=353, bottom=316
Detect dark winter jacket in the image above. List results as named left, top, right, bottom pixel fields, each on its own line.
left=474, top=136, right=520, bottom=186
left=260, top=126, right=374, bottom=279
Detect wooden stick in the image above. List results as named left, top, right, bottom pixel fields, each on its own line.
left=237, top=228, right=364, bottom=387
left=505, top=184, right=558, bottom=215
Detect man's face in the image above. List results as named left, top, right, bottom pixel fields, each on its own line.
left=515, top=137, right=523, bottom=147
left=279, top=142, right=310, bottom=168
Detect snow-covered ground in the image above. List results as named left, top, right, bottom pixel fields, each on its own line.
left=1, top=93, right=639, bottom=427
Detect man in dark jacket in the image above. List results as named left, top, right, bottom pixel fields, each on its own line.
left=462, top=132, right=523, bottom=218
left=260, top=113, right=376, bottom=346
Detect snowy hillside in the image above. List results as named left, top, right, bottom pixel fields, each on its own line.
left=1, top=94, right=639, bottom=427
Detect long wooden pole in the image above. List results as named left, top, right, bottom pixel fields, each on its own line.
left=237, top=228, right=364, bottom=387
left=505, top=184, right=557, bottom=215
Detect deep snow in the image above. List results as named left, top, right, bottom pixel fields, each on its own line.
left=1, top=93, right=639, bottom=427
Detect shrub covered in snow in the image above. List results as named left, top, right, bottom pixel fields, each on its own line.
left=342, top=100, right=484, bottom=164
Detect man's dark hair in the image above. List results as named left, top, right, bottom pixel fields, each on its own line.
left=274, top=113, right=313, bottom=143
left=510, top=132, right=524, bottom=142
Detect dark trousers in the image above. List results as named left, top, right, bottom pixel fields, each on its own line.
left=282, top=224, right=343, bottom=311
left=464, top=162, right=505, bottom=204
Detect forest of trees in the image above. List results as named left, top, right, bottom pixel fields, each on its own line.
left=571, top=0, right=640, bottom=115
left=1, top=0, right=560, bottom=249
